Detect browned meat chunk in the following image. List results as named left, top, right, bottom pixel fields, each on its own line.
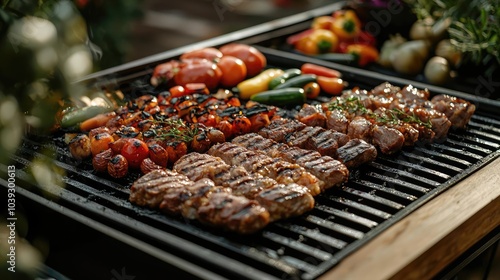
left=256, top=184, right=314, bottom=221
left=286, top=126, right=324, bottom=148
left=325, top=109, right=349, bottom=133
left=173, top=152, right=232, bottom=182
left=208, top=143, right=322, bottom=196
left=232, top=133, right=349, bottom=189
left=304, top=129, right=339, bottom=157
left=297, top=104, right=327, bottom=127
left=197, top=192, right=270, bottom=234
left=129, top=169, right=192, bottom=209
left=258, top=118, right=306, bottom=142
left=161, top=178, right=218, bottom=218
left=371, top=125, right=405, bottom=154
left=337, top=139, right=377, bottom=168
left=347, top=116, right=372, bottom=142
left=431, top=94, right=476, bottom=129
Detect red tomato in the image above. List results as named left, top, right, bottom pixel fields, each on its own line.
left=150, top=60, right=181, bottom=87
left=174, top=59, right=222, bottom=91
left=180, top=47, right=223, bottom=62
left=217, top=55, right=247, bottom=88
left=219, top=43, right=266, bottom=77
left=121, top=139, right=149, bottom=169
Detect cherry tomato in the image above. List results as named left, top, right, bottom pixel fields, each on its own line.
left=121, top=139, right=149, bottom=169
left=317, top=76, right=347, bottom=95
left=180, top=47, right=223, bottom=62
left=174, top=59, right=222, bottom=91
left=217, top=55, right=247, bottom=88
left=303, top=82, right=321, bottom=99
left=219, top=43, right=266, bottom=77
left=90, top=132, right=114, bottom=157
left=148, top=143, right=169, bottom=167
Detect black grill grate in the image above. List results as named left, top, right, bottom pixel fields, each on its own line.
left=3, top=112, right=499, bottom=279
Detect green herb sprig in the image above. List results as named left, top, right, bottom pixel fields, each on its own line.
left=150, top=118, right=199, bottom=143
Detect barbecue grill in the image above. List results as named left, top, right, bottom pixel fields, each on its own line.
left=1, top=3, right=499, bottom=279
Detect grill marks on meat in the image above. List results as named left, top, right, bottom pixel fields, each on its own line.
left=232, top=133, right=349, bottom=189
left=129, top=169, right=192, bottom=209
left=337, top=139, right=378, bottom=168
left=130, top=169, right=270, bottom=234
left=260, top=118, right=376, bottom=168
left=208, top=142, right=322, bottom=196
left=173, top=152, right=314, bottom=221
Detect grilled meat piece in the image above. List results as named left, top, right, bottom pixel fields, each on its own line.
left=129, top=169, right=192, bottom=209
left=160, top=177, right=218, bottom=218
left=431, top=94, right=476, bottom=129
left=258, top=118, right=306, bottom=142
left=325, top=109, right=349, bottom=134
left=197, top=192, right=270, bottom=234
left=174, top=152, right=314, bottom=221
left=347, top=116, right=372, bottom=142
left=256, top=184, right=314, bottom=221
left=337, top=139, right=378, bottom=168
left=233, top=133, right=349, bottom=189
left=208, top=142, right=322, bottom=196
left=371, top=125, right=405, bottom=154
left=297, top=104, right=327, bottom=127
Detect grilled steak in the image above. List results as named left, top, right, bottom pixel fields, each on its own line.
left=197, top=192, right=270, bottom=234
left=232, top=133, right=349, bottom=189
left=337, top=139, right=378, bottom=168
left=297, top=104, right=327, bottom=127
left=174, top=152, right=314, bottom=221
left=208, top=142, right=322, bottom=196
left=129, top=169, right=192, bottom=209
left=255, top=183, right=315, bottom=221
left=258, top=118, right=306, bottom=142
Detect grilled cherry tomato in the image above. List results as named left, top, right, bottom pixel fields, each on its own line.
left=148, top=143, right=169, bottom=167
left=174, top=59, right=222, bottom=91
left=90, top=132, right=115, bottom=157
left=93, top=148, right=113, bottom=173
left=180, top=47, right=223, bottom=62
left=219, top=43, right=266, bottom=77
left=217, top=55, right=247, bottom=88
left=303, top=82, right=321, bottom=99
left=108, top=154, right=129, bottom=178
left=121, top=139, right=149, bottom=169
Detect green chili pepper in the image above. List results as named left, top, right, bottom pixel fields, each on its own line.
left=274, top=74, right=317, bottom=90
left=60, top=106, right=113, bottom=128
left=268, top=68, right=302, bottom=89
left=250, top=88, right=306, bottom=106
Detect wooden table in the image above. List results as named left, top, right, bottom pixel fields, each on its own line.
left=321, top=157, right=500, bottom=280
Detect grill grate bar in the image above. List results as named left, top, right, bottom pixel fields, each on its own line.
left=351, top=180, right=418, bottom=202
left=465, top=128, right=500, bottom=142
left=314, top=205, right=379, bottom=230
left=368, top=162, right=442, bottom=187
left=364, top=172, right=430, bottom=195
left=443, top=138, right=493, bottom=156
left=262, top=231, right=332, bottom=261
left=342, top=187, right=405, bottom=212
left=304, top=215, right=365, bottom=240
left=276, top=224, right=348, bottom=250
left=447, top=133, right=500, bottom=150
left=429, top=143, right=484, bottom=161
left=399, top=151, right=464, bottom=174
left=411, top=147, right=473, bottom=168
left=375, top=157, right=450, bottom=182
left=324, top=196, right=392, bottom=221
left=280, top=256, right=320, bottom=274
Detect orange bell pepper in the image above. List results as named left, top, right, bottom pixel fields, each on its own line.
left=345, top=44, right=379, bottom=67
left=331, top=10, right=362, bottom=41
left=295, top=29, right=339, bottom=55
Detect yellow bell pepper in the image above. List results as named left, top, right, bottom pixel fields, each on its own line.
left=331, top=10, right=362, bottom=41
left=295, top=29, right=339, bottom=55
